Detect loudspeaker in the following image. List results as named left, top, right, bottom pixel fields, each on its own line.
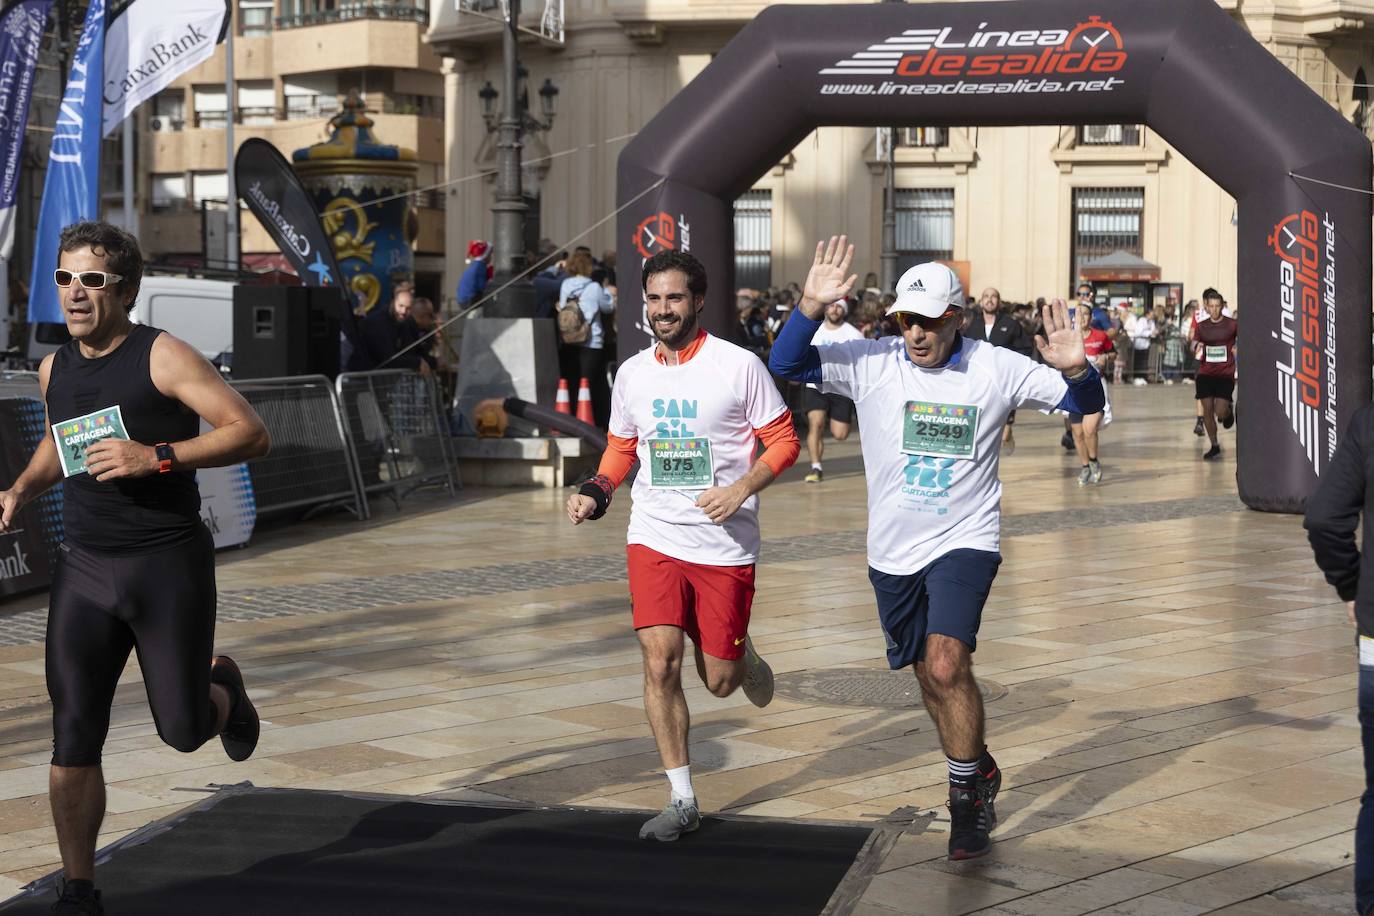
left=232, top=286, right=344, bottom=380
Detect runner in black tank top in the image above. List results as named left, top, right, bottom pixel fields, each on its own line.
left=0, top=222, right=270, bottom=915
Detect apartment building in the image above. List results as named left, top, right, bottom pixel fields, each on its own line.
left=130, top=0, right=448, bottom=298
left=426, top=0, right=1374, bottom=309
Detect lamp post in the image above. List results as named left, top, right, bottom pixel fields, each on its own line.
left=478, top=0, right=558, bottom=317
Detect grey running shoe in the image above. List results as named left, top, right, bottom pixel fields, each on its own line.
left=1076, top=465, right=1092, bottom=487
left=1088, top=459, right=1102, bottom=484
left=639, top=795, right=701, bottom=841
left=742, top=635, right=774, bottom=707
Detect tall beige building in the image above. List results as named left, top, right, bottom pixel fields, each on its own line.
left=427, top=0, right=1374, bottom=310
left=129, top=0, right=448, bottom=299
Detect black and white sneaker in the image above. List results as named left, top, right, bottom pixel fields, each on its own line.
left=947, top=786, right=996, bottom=861
left=211, top=655, right=259, bottom=762
left=1203, top=444, right=1222, bottom=461
left=1193, top=417, right=1206, bottom=437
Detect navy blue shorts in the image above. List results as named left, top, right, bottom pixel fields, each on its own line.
left=868, top=549, right=1002, bottom=670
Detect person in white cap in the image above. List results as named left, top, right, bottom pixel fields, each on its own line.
left=769, top=237, right=1104, bottom=862
left=800, top=298, right=863, bottom=482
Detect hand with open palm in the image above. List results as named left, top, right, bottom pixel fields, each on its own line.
left=799, top=236, right=858, bottom=320
left=1034, top=298, right=1089, bottom=375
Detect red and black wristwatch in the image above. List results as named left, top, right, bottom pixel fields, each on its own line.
left=155, top=443, right=174, bottom=474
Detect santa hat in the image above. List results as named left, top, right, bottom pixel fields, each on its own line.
left=467, top=239, right=491, bottom=262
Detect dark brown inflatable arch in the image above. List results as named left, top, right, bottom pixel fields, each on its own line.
left=616, top=0, right=1371, bottom=513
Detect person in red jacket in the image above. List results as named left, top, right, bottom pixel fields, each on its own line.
left=565, top=249, right=799, bottom=843
left=1189, top=290, right=1237, bottom=460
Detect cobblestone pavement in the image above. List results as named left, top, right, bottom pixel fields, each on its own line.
left=0, top=494, right=1245, bottom=647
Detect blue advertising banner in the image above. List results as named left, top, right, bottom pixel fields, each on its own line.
left=27, top=0, right=105, bottom=325
left=0, top=0, right=53, bottom=260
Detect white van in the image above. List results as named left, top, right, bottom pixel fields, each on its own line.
left=25, top=276, right=236, bottom=366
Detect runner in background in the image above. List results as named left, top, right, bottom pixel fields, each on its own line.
left=802, top=298, right=863, bottom=482
left=1190, top=290, right=1237, bottom=460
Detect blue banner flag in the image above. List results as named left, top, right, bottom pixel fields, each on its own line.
left=28, top=0, right=106, bottom=325
left=0, top=0, right=54, bottom=261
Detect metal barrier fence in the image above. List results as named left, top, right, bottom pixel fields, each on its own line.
left=1109, top=329, right=1196, bottom=384
left=335, top=370, right=458, bottom=511
left=230, top=375, right=368, bottom=520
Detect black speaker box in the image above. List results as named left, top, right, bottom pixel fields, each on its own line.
left=232, top=285, right=345, bottom=380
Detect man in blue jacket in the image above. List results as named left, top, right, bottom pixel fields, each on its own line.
left=770, top=236, right=1105, bottom=863
left=457, top=239, right=492, bottom=307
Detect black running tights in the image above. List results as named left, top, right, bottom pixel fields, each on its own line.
left=45, top=526, right=218, bottom=767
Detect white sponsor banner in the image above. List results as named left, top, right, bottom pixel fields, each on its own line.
left=195, top=417, right=257, bottom=549
left=102, top=0, right=228, bottom=137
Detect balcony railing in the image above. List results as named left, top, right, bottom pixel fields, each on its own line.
left=1078, top=124, right=1143, bottom=146
left=896, top=127, right=948, bottom=149
left=187, top=99, right=443, bottom=127
left=275, top=4, right=428, bottom=29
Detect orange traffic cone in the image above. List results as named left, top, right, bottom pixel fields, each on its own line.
left=576, top=377, right=595, bottom=425
left=551, top=379, right=571, bottom=436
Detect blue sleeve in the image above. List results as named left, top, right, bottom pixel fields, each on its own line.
left=1054, top=365, right=1106, bottom=414
left=767, top=313, right=824, bottom=383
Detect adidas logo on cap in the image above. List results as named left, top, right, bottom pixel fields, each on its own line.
left=908, top=279, right=926, bottom=292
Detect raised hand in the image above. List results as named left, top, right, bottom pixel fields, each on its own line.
left=1034, top=298, right=1089, bottom=374
left=799, top=236, right=858, bottom=319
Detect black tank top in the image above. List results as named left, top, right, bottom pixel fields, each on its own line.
left=46, top=324, right=201, bottom=553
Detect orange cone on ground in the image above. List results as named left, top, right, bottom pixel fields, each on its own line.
left=576, top=377, right=595, bottom=425
left=551, top=378, right=571, bottom=436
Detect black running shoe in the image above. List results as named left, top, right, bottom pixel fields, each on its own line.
left=947, top=786, right=995, bottom=860
left=1060, top=431, right=1074, bottom=450
left=1203, top=444, right=1222, bottom=461
left=50, top=881, right=102, bottom=915
left=1221, top=411, right=1234, bottom=430
left=1193, top=417, right=1205, bottom=437
left=211, top=655, right=259, bottom=762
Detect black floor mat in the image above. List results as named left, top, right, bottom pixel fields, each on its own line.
left=2, top=788, right=875, bottom=915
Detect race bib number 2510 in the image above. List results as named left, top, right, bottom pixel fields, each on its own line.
left=901, top=401, right=978, bottom=460
left=52, top=406, right=129, bottom=477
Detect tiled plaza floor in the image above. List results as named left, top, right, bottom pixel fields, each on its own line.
left=0, top=385, right=1359, bottom=914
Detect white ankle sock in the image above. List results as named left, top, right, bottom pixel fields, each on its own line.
left=665, top=765, right=694, bottom=800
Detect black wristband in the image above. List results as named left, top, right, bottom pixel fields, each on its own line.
left=579, top=474, right=613, bottom=520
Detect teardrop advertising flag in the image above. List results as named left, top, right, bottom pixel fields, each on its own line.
left=234, top=137, right=343, bottom=291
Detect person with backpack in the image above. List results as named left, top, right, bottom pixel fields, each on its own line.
left=558, top=249, right=617, bottom=426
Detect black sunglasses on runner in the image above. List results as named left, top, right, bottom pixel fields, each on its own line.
left=54, top=269, right=124, bottom=290
left=894, top=308, right=960, bottom=332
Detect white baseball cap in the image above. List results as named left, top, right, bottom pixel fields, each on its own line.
left=889, top=262, right=964, bottom=319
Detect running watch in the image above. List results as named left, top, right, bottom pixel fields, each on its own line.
left=155, top=443, right=174, bottom=474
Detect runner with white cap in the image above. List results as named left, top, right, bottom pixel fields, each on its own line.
left=769, top=236, right=1105, bottom=860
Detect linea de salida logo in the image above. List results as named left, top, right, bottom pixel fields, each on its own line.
left=1268, top=210, right=1338, bottom=472
left=820, top=15, right=1127, bottom=96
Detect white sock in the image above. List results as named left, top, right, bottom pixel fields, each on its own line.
left=665, top=765, right=694, bottom=800
left=811, top=463, right=823, bottom=471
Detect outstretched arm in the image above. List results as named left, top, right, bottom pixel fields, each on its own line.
left=770, top=236, right=858, bottom=381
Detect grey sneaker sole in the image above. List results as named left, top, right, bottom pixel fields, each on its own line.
left=742, top=636, right=774, bottom=708
left=639, top=803, right=701, bottom=842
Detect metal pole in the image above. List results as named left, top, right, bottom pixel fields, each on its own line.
left=121, top=115, right=135, bottom=235
left=880, top=129, right=897, bottom=292
left=487, top=0, right=533, bottom=317
left=224, top=23, right=238, bottom=271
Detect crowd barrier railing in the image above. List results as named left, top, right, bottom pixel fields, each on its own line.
left=334, top=369, right=458, bottom=513
left=229, top=374, right=368, bottom=520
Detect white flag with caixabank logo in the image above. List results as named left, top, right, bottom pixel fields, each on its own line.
left=101, top=0, right=229, bottom=137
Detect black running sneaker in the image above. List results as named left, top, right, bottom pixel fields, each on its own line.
left=211, top=655, right=259, bottom=762
left=1221, top=411, right=1234, bottom=430
left=50, top=881, right=102, bottom=915
left=1203, top=444, right=1222, bottom=461
left=1193, top=417, right=1205, bottom=437
left=947, top=786, right=996, bottom=860
left=1060, top=431, right=1074, bottom=450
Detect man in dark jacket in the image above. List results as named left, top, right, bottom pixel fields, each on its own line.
left=1304, top=404, right=1374, bottom=916
left=348, top=281, right=427, bottom=372
left=532, top=248, right=568, bottom=320
left=964, top=287, right=1032, bottom=453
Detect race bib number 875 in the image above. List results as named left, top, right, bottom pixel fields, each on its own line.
left=646, top=437, right=714, bottom=489
left=901, top=401, right=978, bottom=459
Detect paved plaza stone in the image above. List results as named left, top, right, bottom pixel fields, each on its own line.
left=0, top=385, right=1359, bottom=914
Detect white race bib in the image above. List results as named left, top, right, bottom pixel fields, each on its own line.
left=1204, top=345, right=1227, bottom=363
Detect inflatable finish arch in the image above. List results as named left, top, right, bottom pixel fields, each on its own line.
left=616, top=0, right=1372, bottom=513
